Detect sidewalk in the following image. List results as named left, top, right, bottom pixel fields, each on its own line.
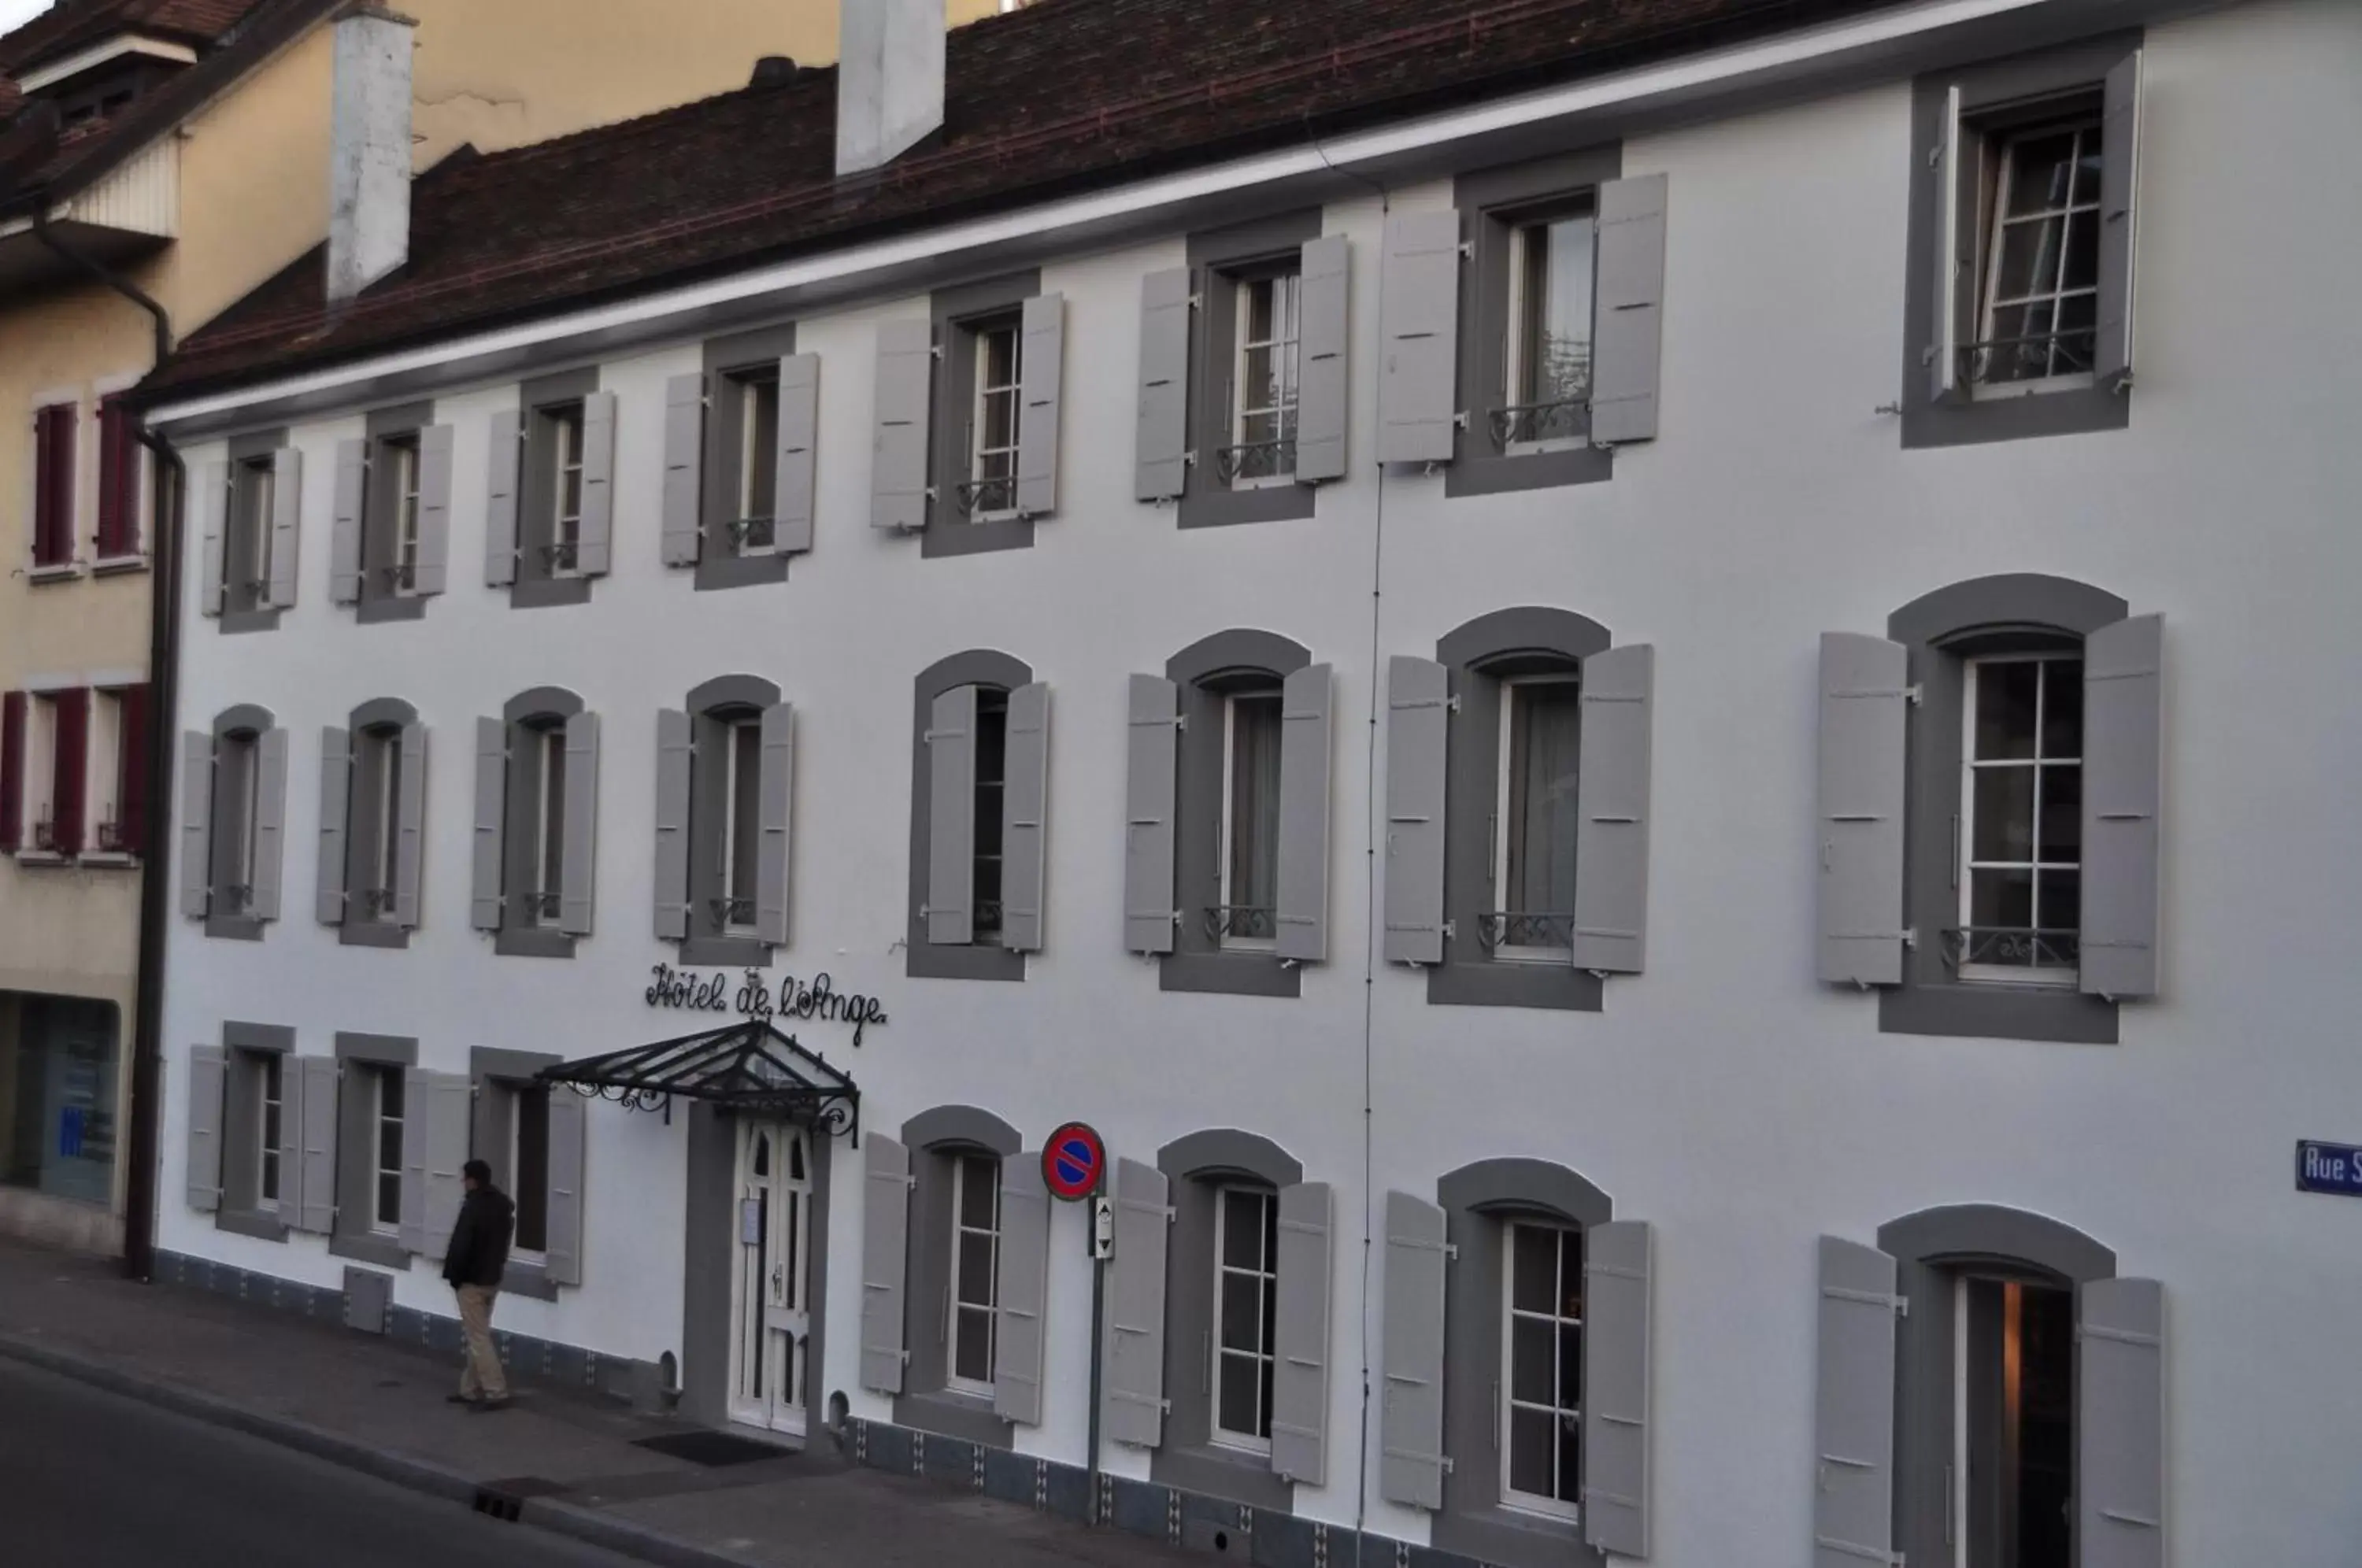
left=0, top=1240, right=1193, bottom=1568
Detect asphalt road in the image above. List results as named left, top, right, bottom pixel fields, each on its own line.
left=0, top=1358, right=643, bottom=1568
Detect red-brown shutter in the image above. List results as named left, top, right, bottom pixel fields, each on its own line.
left=34, top=405, right=76, bottom=568
left=96, top=398, right=140, bottom=558
left=117, top=684, right=151, bottom=856
left=51, top=686, right=89, bottom=856
left=0, top=691, right=24, bottom=852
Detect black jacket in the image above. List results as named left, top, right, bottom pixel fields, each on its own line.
left=442, top=1185, right=515, bottom=1289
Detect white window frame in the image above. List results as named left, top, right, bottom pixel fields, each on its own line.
left=1501, top=209, right=1597, bottom=454
left=1227, top=271, right=1301, bottom=490
left=257, top=1050, right=283, bottom=1207
left=1500, top=1218, right=1583, bottom=1525
left=224, top=730, right=262, bottom=912
left=550, top=404, right=587, bottom=576
left=720, top=716, right=761, bottom=935
left=1490, top=671, right=1583, bottom=962
left=507, top=1085, right=550, bottom=1265
left=967, top=318, right=1024, bottom=521
left=20, top=691, right=60, bottom=854
left=86, top=688, right=124, bottom=852
left=1210, top=1183, right=1279, bottom=1456
left=946, top=1152, right=1002, bottom=1399
left=1216, top=688, right=1284, bottom=952
left=731, top=370, right=780, bottom=553
left=239, top=457, right=276, bottom=601
left=387, top=436, right=423, bottom=595
left=370, top=1065, right=405, bottom=1237
left=1957, top=653, right=2082, bottom=987
left=530, top=723, right=566, bottom=927
left=368, top=726, right=401, bottom=923
left=1971, top=113, right=2104, bottom=401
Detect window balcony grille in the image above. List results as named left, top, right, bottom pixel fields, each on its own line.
left=1202, top=904, right=1277, bottom=944
left=1942, top=926, right=2081, bottom=974
left=1476, top=910, right=1576, bottom=951
left=1212, top=438, right=1296, bottom=486
left=1487, top=398, right=1589, bottom=451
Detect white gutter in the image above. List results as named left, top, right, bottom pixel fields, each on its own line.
left=15, top=35, right=198, bottom=95
left=149, top=0, right=2082, bottom=427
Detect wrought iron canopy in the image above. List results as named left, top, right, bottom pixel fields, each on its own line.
left=537, top=1019, right=860, bottom=1141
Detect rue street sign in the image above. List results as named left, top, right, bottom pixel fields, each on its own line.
left=2295, top=1140, right=2362, bottom=1197
left=1043, top=1122, right=1107, bottom=1202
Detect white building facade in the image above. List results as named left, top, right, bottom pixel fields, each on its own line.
left=143, top=1, right=2362, bottom=1565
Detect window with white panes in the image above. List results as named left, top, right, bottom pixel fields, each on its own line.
left=371, top=1067, right=405, bottom=1234
left=546, top=404, right=587, bottom=575
left=964, top=318, right=1023, bottom=519
left=1957, top=653, right=2082, bottom=982
left=1212, top=1185, right=1280, bottom=1453
left=948, top=1153, right=1001, bottom=1396
left=1501, top=1219, right=1583, bottom=1522
left=1227, top=271, right=1301, bottom=486
left=510, top=1085, right=550, bottom=1257
left=1973, top=113, right=2104, bottom=391
left=20, top=692, right=59, bottom=852
left=383, top=435, right=423, bottom=594
left=1502, top=207, right=1596, bottom=450
left=236, top=457, right=276, bottom=605
left=719, top=716, right=762, bottom=934
left=528, top=722, right=567, bottom=926
left=732, top=370, right=780, bottom=553
left=257, top=1052, right=283, bottom=1206
left=88, top=690, right=124, bottom=852
left=1216, top=686, right=1284, bottom=947
left=1491, top=674, right=1583, bottom=956
left=363, top=725, right=403, bottom=923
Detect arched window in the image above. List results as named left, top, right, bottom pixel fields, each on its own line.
left=185, top=703, right=285, bottom=939
left=321, top=697, right=422, bottom=949
left=472, top=687, right=598, bottom=960
left=908, top=652, right=1048, bottom=981
left=657, top=675, right=787, bottom=965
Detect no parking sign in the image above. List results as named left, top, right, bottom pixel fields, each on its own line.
left=1042, top=1122, right=1106, bottom=1201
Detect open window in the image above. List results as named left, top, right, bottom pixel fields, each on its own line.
left=179, top=704, right=285, bottom=938
left=331, top=409, right=452, bottom=619
left=200, top=435, right=299, bottom=629
left=472, top=688, right=599, bottom=959
left=657, top=676, right=791, bottom=965
left=660, top=324, right=816, bottom=588
left=487, top=369, right=613, bottom=607
left=318, top=699, right=425, bottom=949
left=910, top=653, right=1047, bottom=979
left=1, top=687, right=83, bottom=861
left=468, top=1047, right=584, bottom=1296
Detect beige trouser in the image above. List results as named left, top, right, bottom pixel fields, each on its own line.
left=456, top=1284, right=509, bottom=1401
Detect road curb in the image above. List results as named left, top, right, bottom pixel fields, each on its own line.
left=0, top=1329, right=755, bottom=1568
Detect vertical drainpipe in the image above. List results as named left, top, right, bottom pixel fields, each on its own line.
left=32, top=207, right=180, bottom=1282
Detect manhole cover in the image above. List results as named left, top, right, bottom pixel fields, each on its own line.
left=631, top=1431, right=794, bottom=1468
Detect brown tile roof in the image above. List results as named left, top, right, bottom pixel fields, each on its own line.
left=0, top=0, right=261, bottom=75
left=152, top=0, right=1886, bottom=399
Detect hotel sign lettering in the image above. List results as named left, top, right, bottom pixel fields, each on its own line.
left=645, top=964, right=888, bottom=1048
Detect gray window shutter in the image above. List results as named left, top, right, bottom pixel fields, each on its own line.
left=1817, top=633, right=1909, bottom=987
left=265, top=446, right=303, bottom=609
left=1379, top=1189, right=1449, bottom=1511
left=1573, top=643, right=1653, bottom=974
left=1135, top=268, right=1192, bottom=502
left=559, top=711, right=600, bottom=937
left=1270, top=1180, right=1335, bottom=1487
left=316, top=726, right=350, bottom=926
left=653, top=708, right=692, bottom=940
left=925, top=684, right=976, bottom=946
left=413, top=423, right=454, bottom=596
left=275, top=1052, right=304, bottom=1226
left=545, top=1086, right=587, bottom=1285
left=399, top=1066, right=429, bottom=1256
left=870, top=319, right=933, bottom=533
left=1276, top=662, right=1333, bottom=963
left=1124, top=674, right=1179, bottom=955
left=2095, top=49, right=2144, bottom=390
left=860, top=1133, right=912, bottom=1394
left=470, top=716, right=506, bottom=932
left=297, top=1054, right=337, bottom=1235
left=1929, top=83, right=1965, bottom=402
left=1583, top=1219, right=1653, bottom=1559
left=1016, top=293, right=1064, bottom=517
left=2081, top=613, right=2162, bottom=1000
left=2079, top=1276, right=2164, bottom=1568
left=575, top=390, right=616, bottom=576
left=178, top=731, right=213, bottom=919
left=184, top=1045, right=225, bottom=1212
left=1101, top=1156, right=1169, bottom=1448
left=661, top=373, right=705, bottom=568
left=1377, top=209, right=1461, bottom=465
left=772, top=354, right=820, bottom=555
left=394, top=721, right=428, bottom=930
left=1815, top=1236, right=1899, bottom=1568
left=1384, top=656, right=1449, bottom=966
left=1591, top=174, right=1668, bottom=446
left=330, top=438, right=367, bottom=605
left=993, top=1156, right=1051, bottom=1426
left=1295, top=236, right=1349, bottom=483
left=199, top=462, right=227, bottom=616
left=485, top=409, right=522, bottom=586
left=250, top=727, right=290, bottom=923
left=422, top=1069, right=472, bottom=1256
left=757, top=701, right=794, bottom=947
left=1001, top=682, right=1050, bottom=955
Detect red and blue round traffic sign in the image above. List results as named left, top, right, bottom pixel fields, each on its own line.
left=1042, top=1122, right=1106, bottom=1201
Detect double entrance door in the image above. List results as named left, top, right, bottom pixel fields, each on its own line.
left=727, top=1120, right=813, bottom=1439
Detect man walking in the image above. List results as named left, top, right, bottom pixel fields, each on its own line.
left=442, top=1158, right=516, bottom=1412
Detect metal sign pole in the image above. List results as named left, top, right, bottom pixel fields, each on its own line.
left=1085, top=1239, right=1106, bottom=1520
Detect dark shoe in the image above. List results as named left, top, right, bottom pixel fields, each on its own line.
left=468, top=1397, right=513, bottom=1415
left=446, top=1394, right=480, bottom=1405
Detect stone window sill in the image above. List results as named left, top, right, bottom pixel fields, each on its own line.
left=91, top=554, right=149, bottom=576
left=27, top=562, right=83, bottom=583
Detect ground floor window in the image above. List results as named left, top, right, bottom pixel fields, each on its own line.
left=1956, top=1274, right=2074, bottom=1567
left=0, top=993, right=120, bottom=1207
left=509, top=1084, right=550, bottom=1256
left=1502, top=1219, right=1583, bottom=1522
left=1212, top=1184, right=1280, bottom=1453
left=948, top=1152, right=1001, bottom=1395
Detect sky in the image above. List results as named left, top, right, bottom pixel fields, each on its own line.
left=0, top=0, right=46, bottom=40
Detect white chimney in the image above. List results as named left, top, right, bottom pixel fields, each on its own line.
left=327, top=4, right=417, bottom=305
left=836, top=0, right=945, bottom=178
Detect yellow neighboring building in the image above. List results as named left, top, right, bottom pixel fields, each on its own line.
left=0, top=0, right=1001, bottom=1258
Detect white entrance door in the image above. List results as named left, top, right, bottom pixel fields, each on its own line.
left=727, top=1120, right=813, bottom=1438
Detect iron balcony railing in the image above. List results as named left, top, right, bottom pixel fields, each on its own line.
left=1487, top=397, right=1589, bottom=451
left=724, top=516, right=776, bottom=552
left=1477, top=911, right=1576, bottom=951
left=95, top=819, right=132, bottom=853
left=1213, top=438, right=1297, bottom=486
left=30, top=818, right=59, bottom=852
left=1204, top=904, right=1278, bottom=943
left=954, top=475, right=1019, bottom=517
left=359, top=886, right=399, bottom=919
left=1943, top=926, right=2081, bottom=971
left=1957, top=328, right=2097, bottom=386
left=380, top=561, right=418, bottom=592
left=542, top=539, right=580, bottom=572
left=523, top=889, right=562, bottom=921
left=709, top=896, right=757, bottom=930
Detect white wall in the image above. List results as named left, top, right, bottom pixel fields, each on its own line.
left=158, top=1, right=2362, bottom=1562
